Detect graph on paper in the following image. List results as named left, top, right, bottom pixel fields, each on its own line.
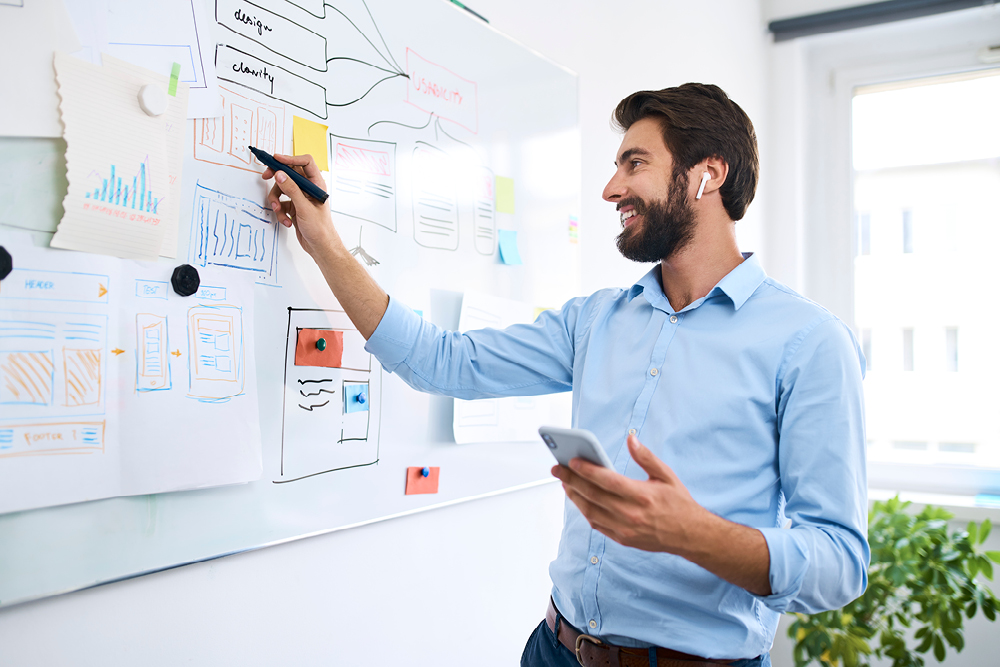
left=84, top=159, right=161, bottom=214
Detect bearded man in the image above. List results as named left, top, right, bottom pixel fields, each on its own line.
left=263, top=83, right=869, bottom=667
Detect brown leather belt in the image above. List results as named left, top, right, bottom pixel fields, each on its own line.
left=545, top=598, right=741, bottom=667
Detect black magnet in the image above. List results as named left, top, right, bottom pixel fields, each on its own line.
left=171, top=264, right=200, bottom=297
left=0, top=246, right=11, bottom=281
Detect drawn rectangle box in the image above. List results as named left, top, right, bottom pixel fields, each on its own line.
left=216, top=45, right=329, bottom=119
left=136, top=314, right=170, bottom=392
left=0, top=351, right=54, bottom=406
left=0, top=421, right=105, bottom=459
left=2, top=269, right=109, bottom=304
left=295, top=329, right=343, bottom=368
left=216, top=0, right=328, bottom=70
left=194, top=84, right=285, bottom=174
left=329, top=135, right=397, bottom=232
left=188, top=306, right=244, bottom=400
left=63, top=349, right=102, bottom=406
left=190, top=182, right=278, bottom=285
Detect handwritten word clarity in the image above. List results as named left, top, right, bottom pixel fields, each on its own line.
left=409, top=74, right=463, bottom=106
left=232, top=61, right=274, bottom=93
left=234, top=7, right=272, bottom=37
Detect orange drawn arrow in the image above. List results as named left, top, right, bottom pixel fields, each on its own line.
left=171, top=349, right=182, bottom=358
left=111, top=348, right=125, bottom=356
left=98, top=283, right=108, bottom=297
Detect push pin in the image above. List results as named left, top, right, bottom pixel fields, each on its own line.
left=171, top=264, right=200, bottom=297
left=421, top=467, right=430, bottom=478
left=0, top=246, right=11, bottom=281
left=357, top=391, right=366, bottom=404
left=316, top=337, right=326, bottom=351
left=138, top=84, right=168, bottom=117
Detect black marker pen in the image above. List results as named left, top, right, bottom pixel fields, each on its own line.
left=249, top=146, right=330, bottom=204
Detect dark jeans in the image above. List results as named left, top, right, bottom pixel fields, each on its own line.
left=520, top=619, right=771, bottom=667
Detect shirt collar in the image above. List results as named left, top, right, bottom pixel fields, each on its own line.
left=627, top=252, right=766, bottom=312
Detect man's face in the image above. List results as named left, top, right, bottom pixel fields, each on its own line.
left=602, top=117, right=696, bottom=263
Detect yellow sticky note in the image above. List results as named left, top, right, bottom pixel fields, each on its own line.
left=495, top=176, right=515, bottom=214
left=533, top=307, right=552, bottom=320
left=292, top=116, right=329, bottom=171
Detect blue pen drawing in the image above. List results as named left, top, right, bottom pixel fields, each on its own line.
left=189, top=182, right=279, bottom=286
left=136, top=314, right=171, bottom=392
left=187, top=305, right=245, bottom=402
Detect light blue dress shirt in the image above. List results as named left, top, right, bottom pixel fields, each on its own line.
left=365, top=254, right=869, bottom=659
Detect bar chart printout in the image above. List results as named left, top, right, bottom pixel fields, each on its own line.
left=84, top=160, right=161, bottom=214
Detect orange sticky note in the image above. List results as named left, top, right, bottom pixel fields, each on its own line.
left=295, top=329, right=343, bottom=367
left=405, top=466, right=440, bottom=495
left=292, top=116, right=330, bottom=171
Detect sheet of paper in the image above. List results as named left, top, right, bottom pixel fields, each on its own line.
left=0, top=232, right=261, bottom=514
left=498, top=229, right=522, bottom=265
left=101, top=55, right=190, bottom=258
left=62, top=0, right=222, bottom=118
left=495, top=175, right=515, bottom=214
left=453, top=291, right=570, bottom=444
left=0, top=0, right=81, bottom=137
left=405, top=467, right=440, bottom=495
left=293, top=116, right=330, bottom=171
left=51, top=52, right=170, bottom=260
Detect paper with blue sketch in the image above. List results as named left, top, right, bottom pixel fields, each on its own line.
left=454, top=291, right=571, bottom=445
left=0, top=234, right=261, bottom=515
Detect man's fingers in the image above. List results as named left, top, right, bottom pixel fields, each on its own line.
left=568, top=457, right=637, bottom=497
left=272, top=170, right=310, bottom=212
left=554, top=464, right=629, bottom=511
left=627, top=435, right=677, bottom=483
left=272, top=153, right=326, bottom=189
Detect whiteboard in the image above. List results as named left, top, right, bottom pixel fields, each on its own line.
left=0, top=0, right=579, bottom=608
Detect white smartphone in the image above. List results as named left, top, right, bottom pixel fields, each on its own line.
left=538, top=426, right=614, bottom=469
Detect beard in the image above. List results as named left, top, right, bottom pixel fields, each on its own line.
left=615, top=169, right=696, bottom=263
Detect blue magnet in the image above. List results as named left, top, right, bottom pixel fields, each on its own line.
left=421, top=467, right=430, bottom=478
left=344, top=383, right=370, bottom=414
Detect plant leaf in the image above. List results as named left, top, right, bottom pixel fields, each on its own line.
left=986, top=550, right=1000, bottom=564
left=933, top=634, right=946, bottom=662
left=980, top=518, right=992, bottom=544
left=943, top=628, right=964, bottom=651
left=966, top=521, right=978, bottom=544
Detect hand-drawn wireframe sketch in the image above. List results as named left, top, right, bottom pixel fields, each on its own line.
left=473, top=166, right=497, bottom=256
left=405, top=48, right=478, bottom=134
left=189, top=181, right=279, bottom=286
left=187, top=305, right=245, bottom=402
left=0, top=267, right=110, bottom=459
left=348, top=228, right=379, bottom=267
left=193, top=84, right=285, bottom=173
left=412, top=142, right=460, bottom=250
left=453, top=304, right=501, bottom=428
left=328, top=133, right=397, bottom=232
left=135, top=314, right=171, bottom=392
left=213, top=0, right=407, bottom=119
left=277, top=307, right=381, bottom=483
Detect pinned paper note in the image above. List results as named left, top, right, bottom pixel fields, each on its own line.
left=495, top=176, right=515, bottom=214
left=569, top=215, right=579, bottom=244
left=295, top=329, right=344, bottom=367
left=405, top=467, right=440, bottom=495
left=51, top=53, right=173, bottom=260
left=498, top=229, right=522, bottom=265
left=293, top=116, right=330, bottom=171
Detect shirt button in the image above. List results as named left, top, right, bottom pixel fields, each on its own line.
left=589, top=620, right=597, bottom=629
left=670, top=315, right=678, bottom=323
left=590, top=556, right=599, bottom=564
left=650, top=368, right=658, bottom=376
left=628, top=428, right=636, bottom=436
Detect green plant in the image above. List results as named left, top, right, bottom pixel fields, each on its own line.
left=788, top=496, right=1000, bottom=667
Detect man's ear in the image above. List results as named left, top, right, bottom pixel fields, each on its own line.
left=693, top=158, right=728, bottom=199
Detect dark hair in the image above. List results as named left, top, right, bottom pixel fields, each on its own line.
left=612, top=83, right=758, bottom=221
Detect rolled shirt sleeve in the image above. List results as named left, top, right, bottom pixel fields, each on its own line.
left=756, top=317, right=870, bottom=614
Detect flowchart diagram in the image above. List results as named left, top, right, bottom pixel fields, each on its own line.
left=277, top=307, right=381, bottom=483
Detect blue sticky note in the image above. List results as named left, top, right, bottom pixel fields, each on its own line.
left=498, top=229, right=522, bottom=265
left=344, top=383, right=370, bottom=413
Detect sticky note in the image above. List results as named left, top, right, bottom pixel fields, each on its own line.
left=344, top=383, right=370, bottom=413
left=293, top=116, right=330, bottom=171
left=498, top=229, right=522, bottom=265
left=533, top=307, right=552, bottom=320
left=405, top=466, right=440, bottom=495
left=295, top=329, right=343, bottom=367
left=495, top=176, right=515, bottom=214
left=569, top=215, right=579, bottom=244
left=168, top=62, right=181, bottom=97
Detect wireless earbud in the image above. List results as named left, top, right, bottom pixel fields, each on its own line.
left=696, top=172, right=711, bottom=200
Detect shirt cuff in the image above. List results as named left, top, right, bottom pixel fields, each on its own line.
left=755, top=526, right=810, bottom=612
left=364, top=295, right=423, bottom=372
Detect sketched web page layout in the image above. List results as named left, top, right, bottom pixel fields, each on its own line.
left=0, top=235, right=261, bottom=514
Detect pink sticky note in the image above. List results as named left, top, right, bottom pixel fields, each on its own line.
left=405, top=466, right=440, bottom=495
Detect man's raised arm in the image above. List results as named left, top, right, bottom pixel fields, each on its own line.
left=263, top=153, right=389, bottom=339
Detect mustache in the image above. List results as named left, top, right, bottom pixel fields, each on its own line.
left=616, top=198, right=646, bottom=214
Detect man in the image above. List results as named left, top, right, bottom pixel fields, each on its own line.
left=263, top=83, right=869, bottom=667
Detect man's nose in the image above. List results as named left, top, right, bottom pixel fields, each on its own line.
left=603, top=171, right=626, bottom=202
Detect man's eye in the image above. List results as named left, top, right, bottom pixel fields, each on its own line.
left=631, top=160, right=642, bottom=168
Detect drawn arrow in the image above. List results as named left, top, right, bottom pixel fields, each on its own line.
left=98, top=283, right=108, bottom=297
left=111, top=348, right=125, bottom=356
left=171, top=349, right=182, bottom=358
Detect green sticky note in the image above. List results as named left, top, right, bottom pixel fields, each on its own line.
left=495, top=176, right=515, bottom=214
left=498, top=229, right=522, bottom=265
left=168, top=62, right=181, bottom=97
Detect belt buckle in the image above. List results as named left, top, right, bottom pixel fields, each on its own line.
left=575, top=634, right=605, bottom=666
